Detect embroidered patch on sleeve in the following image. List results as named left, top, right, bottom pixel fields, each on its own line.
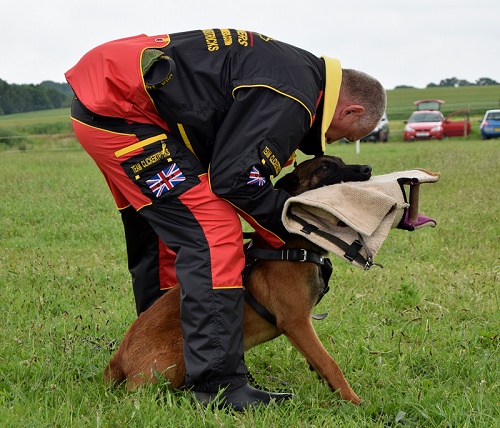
left=146, top=163, right=186, bottom=197
left=247, top=166, right=266, bottom=186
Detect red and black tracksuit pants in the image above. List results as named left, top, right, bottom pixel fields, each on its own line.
left=71, top=98, right=249, bottom=391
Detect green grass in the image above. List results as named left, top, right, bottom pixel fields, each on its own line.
left=387, top=85, right=500, bottom=119
left=2, top=85, right=499, bottom=153
left=0, top=108, right=74, bottom=151
left=0, top=107, right=71, bottom=125
left=1, top=84, right=499, bottom=150
left=1, top=133, right=498, bottom=426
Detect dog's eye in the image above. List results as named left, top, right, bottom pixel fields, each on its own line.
left=322, top=164, right=333, bottom=171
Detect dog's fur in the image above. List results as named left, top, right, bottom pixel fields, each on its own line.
left=104, top=155, right=372, bottom=404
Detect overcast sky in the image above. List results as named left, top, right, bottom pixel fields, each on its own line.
left=1, top=0, right=498, bottom=90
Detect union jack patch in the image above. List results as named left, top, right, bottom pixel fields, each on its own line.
left=247, top=166, right=266, bottom=186
left=146, top=164, right=186, bottom=197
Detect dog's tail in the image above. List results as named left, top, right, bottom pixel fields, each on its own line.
left=103, top=359, right=126, bottom=386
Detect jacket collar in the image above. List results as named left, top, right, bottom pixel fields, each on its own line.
left=320, top=57, right=342, bottom=152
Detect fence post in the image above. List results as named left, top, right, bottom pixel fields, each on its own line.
left=464, top=107, right=469, bottom=140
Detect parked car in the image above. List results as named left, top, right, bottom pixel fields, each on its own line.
left=480, top=109, right=500, bottom=140
left=414, top=99, right=445, bottom=111
left=361, top=112, right=389, bottom=142
left=403, top=105, right=471, bottom=141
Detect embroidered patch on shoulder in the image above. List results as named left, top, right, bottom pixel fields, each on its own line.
left=146, top=163, right=186, bottom=197
left=247, top=166, right=266, bottom=186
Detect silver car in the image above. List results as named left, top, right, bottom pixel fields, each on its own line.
left=361, top=112, right=389, bottom=142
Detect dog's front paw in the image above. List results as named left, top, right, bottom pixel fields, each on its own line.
left=341, top=389, right=362, bottom=405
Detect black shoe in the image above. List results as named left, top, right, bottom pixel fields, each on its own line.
left=193, top=382, right=294, bottom=412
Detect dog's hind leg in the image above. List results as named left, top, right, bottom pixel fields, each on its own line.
left=281, top=318, right=361, bottom=404
left=103, top=359, right=126, bottom=386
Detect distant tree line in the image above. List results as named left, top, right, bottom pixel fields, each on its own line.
left=0, top=80, right=73, bottom=115
left=395, top=77, right=499, bottom=89
left=1, top=76, right=498, bottom=115
left=426, top=77, right=499, bottom=88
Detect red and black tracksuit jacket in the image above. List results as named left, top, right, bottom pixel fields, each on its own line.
left=66, top=29, right=329, bottom=246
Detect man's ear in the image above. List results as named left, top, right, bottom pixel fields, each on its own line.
left=341, top=104, right=365, bottom=119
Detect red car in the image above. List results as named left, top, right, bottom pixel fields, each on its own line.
left=403, top=100, right=471, bottom=141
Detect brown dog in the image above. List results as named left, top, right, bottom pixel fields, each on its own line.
left=104, top=155, right=372, bottom=405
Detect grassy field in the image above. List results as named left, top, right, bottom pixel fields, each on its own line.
left=1, top=85, right=499, bottom=151
left=386, top=85, right=500, bottom=119
left=0, top=98, right=499, bottom=426
left=0, top=107, right=75, bottom=152
left=0, top=120, right=498, bottom=426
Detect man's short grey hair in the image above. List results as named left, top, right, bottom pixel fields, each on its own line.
left=340, top=69, right=387, bottom=127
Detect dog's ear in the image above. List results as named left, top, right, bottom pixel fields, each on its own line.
left=274, top=171, right=300, bottom=195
